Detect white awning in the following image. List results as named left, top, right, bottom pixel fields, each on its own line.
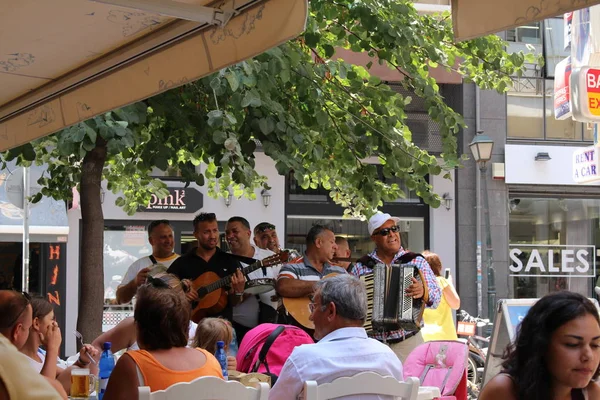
left=452, top=0, right=600, bottom=40
left=0, top=0, right=308, bottom=151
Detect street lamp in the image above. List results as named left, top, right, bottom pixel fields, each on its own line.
left=469, top=132, right=495, bottom=320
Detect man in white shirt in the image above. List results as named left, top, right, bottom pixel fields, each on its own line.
left=116, top=220, right=179, bottom=304
left=269, top=274, right=403, bottom=400
left=226, top=217, right=279, bottom=342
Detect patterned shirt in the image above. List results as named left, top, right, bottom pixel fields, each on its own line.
left=351, top=248, right=441, bottom=342
left=278, top=252, right=347, bottom=281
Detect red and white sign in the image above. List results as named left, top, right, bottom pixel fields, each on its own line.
left=570, top=67, right=600, bottom=122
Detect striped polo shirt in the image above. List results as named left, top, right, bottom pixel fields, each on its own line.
left=278, top=252, right=347, bottom=281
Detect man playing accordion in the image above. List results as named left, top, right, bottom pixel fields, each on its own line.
left=351, top=212, right=441, bottom=362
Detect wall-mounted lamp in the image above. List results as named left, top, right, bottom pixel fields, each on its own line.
left=534, top=152, right=551, bottom=161
left=224, top=188, right=233, bottom=207
left=261, top=189, right=272, bottom=208
left=442, top=192, right=453, bottom=211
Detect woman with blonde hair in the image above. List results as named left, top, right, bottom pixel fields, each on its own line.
left=193, top=317, right=237, bottom=371
left=421, top=251, right=460, bottom=341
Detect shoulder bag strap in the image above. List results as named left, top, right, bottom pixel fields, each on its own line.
left=251, top=325, right=286, bottom=373
left=148, top=255, right=157, bottom=265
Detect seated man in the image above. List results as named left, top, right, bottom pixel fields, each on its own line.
left=269, top=275, right=403, bottom=400
left=0, top=290, right=66, bottom=399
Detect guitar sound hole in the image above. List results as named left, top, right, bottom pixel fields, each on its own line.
left=197, top=288, right=208, bottom=298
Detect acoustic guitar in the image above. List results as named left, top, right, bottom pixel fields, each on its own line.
left=190, top=251, right=289, bottom=323
left=281, top=272, right=339, bottom=330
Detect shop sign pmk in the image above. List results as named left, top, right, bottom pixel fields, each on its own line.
left=139, top=187, right=203, bottom=213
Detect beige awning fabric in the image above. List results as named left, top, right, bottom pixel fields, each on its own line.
left=0, top=0, right=307, bottom=151
left=452, top=0, right=600, bottom=41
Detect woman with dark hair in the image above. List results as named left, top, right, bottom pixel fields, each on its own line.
left=102, top=275, right=222, bottom=399
left=20, top=295, right=99, bottom=394
left=480, top=291, right=600, bottom=400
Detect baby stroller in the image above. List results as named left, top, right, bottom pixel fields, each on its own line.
left=403, top=340, right=469, bottom=400
left=236, top=323, right=314, bottom=384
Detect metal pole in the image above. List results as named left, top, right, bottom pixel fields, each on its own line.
left=22, top=167, right=30, bottom=293
left=481, top=163, right=496, bottom=319
left=475, top=87, right=483, bottom=319
left=476, top=164, right=483, bottom=318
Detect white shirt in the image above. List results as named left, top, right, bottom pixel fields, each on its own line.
left=121, top=254, right=179, bottom=286
left=232, top=246, right=277, bottom=328
left=269, top=327, right=404, bottom=400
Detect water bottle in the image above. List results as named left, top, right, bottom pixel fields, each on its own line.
left=215, top=340, right=228, bottom=380
left=98, top=342, right=115, bottom=400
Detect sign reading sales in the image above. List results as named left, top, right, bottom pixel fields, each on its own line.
left=509, top=245, right=596, bottom=277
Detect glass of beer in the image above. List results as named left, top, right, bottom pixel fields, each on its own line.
left=70, top=367, right=96, bottom=399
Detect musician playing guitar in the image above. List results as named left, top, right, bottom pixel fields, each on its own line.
left=277, top=225, right=347, bottom=335
left=350, top=212, right=441, bottom=363
left=167, top=213, right=246, bottom=323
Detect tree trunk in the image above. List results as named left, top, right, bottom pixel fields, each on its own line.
left=76, top=137, right=107, bottom=342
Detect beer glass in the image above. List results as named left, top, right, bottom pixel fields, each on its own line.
left=70, top=367, right=96, bottom=399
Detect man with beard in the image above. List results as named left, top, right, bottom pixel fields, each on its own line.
left=226, top=217, right=277, bottom=341
left=167, top=213, right=245, bottom=323
left=253, top=222, right=281, bottom=253
left=351, top=212, right=441, bottom=362
left=116, top=220, right=179, bottom=304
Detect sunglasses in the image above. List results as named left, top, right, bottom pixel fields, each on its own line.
left=372, top=225, right=400, bottom=236
left=2, top=291, right=31, bottom=329
left=256, top=223, right=276, bottom=233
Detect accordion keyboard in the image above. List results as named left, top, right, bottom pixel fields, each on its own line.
left=360, top=274, right=374, bottom=334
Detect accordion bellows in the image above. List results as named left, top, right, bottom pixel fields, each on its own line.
left=361, top=263, right=427, bottom=334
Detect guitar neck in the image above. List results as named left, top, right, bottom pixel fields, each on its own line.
left=200, top=260, right=265, bottom=294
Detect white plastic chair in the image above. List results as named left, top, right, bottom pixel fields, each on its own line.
left=302, top=373, right=420, bottom=400
left=138, top=376, right=269, bottom=400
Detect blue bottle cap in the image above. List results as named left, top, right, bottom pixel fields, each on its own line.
left=216, top=341, right=225, bottom=348
left=103, top=342, right=112, bottom=350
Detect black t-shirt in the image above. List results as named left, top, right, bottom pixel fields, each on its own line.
left=167, top=247, right=241, bottom=321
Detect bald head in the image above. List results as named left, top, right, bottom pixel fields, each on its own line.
left=0, top=290, right=33, bottom=349
left=334, top=236, right=352, bottom=270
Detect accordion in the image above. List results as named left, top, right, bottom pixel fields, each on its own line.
left=360, top=263, right=428, bottom=334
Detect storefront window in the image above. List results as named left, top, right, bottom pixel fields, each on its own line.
left=285, top=217, right=425, bottom=257
left=103, top=225, right=151, bottom=303
left=508, top=197, right=599, bottom=298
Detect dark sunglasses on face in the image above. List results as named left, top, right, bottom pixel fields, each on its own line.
left=373, top=225, right=400, bottom=236
left=2, top=291, right=31, bottom=329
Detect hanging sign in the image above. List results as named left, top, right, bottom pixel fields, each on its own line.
left=565, top=12, right=573, bottom=50
left=554, top=57, right=572, bottom=120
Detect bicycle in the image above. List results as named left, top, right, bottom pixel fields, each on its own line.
left=457, top=310, right=493, bottom=399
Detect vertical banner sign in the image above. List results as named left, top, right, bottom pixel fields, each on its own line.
left=43, top=243, right=67, bottom=345
left=565, top=12, right=573, bottom=50
left=554, top=57, right=573, bottom=120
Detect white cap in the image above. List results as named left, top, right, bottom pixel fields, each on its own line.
left=368, top=212, right=401, bottom=235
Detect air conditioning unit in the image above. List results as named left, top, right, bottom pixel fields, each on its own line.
left=399, top=221, right=411, bottom=232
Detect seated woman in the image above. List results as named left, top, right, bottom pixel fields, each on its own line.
left=192, top=317, right=237, bottom=371
left=19, top=295, right=99, bottom=394
left=480, top=291, right=600, bottom=400
left=102, top=275, right=223, bottom=399
left=92, top=273, right=197, bottom=353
